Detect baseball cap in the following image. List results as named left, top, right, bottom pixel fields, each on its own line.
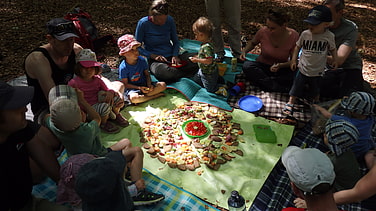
left=0, top=81, right=34, bottom=110
left=325, top=119, right=359, bottom=156
left=304, top=5, right=332, bottom=25
left=340, top=91, right=375, bottom=115
left=50, top=98, right=82, bottom=132
left=282, top=146, right=335, bottom=194
left=117, top=34, right=141, bottom=55
left=76, top=49, right=102, bottom=68
left=48, top=85, right=77, bottom=106
left=57, top=153, right=97, bottom=206
left=75, top=151, right=134, bottom=211
left=47, top=18, right=78, bottom=41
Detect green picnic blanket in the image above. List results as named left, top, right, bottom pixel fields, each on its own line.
left=101, top=89, right=294, bottom=209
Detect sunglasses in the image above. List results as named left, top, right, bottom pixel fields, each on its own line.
left=53, top=22, right=75, bottom=35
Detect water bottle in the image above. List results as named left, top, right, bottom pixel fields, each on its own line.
left=231, top=57, right=238, bottom=72
left=228, top=190, right=246, bottom=211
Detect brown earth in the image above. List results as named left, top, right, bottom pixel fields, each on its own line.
left=0, top=0, right=375, bottom=87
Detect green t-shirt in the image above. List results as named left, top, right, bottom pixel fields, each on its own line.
left=198, top=42, right=216, bottom=74
left=46, top=116, right=108, bottom=157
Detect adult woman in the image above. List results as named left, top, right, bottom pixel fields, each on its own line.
left=135, top=0, right=198, bottom=83
left=240, top=9, right=299, bottom=93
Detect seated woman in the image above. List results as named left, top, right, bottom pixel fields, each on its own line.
left=135, top=0, right=198, bottom=83
left=240, top=9, right=299, bottom=93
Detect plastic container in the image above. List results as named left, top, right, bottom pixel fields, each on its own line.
left=229, top=82, right=246, bottom=96
left=217, top=62, right=228, bottom=76
left=228, top=190, right=246, bottom=211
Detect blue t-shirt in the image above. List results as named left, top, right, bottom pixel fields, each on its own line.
left=331, top=114, right=375, bottom=158
left=135, top=16, right=180, bottom=58
left=118, top=56, right=148, bottom=87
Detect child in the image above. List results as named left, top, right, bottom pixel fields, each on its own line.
left=117, top=34, right=167, bottom=104
left=324, top=119, right=361, bottom=191
left=283, top=5, right=338, bottom=115
left=68, top=49, right=128, bottom=133
left=46, top=87, right=164, bottom=206
left=189, top=17, right=227, bottom=97
left=314, top=91, right=376, bottom=169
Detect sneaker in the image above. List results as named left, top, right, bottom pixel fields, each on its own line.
left=100, top=121, right=120, bottom=133
left=132, top=189, right=165, bottom=206
left=215, top=86, right=228, bottom=97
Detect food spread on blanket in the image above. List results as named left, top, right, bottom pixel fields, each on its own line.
left=140, top=102, right=244, bottom=171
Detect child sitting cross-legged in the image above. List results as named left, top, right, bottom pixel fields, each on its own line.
left=46, top=86, right=165, bottom=206
left=118, top=34, right=167, bottom=104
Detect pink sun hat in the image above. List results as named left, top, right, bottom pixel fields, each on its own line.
left=117, top=34, right=141, bottom=55
left=76, top=49, right=102, bottom=68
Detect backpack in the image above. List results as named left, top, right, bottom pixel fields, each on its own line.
left=64, top=7, right=114, bottom=51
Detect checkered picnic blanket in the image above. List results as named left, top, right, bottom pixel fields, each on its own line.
left=228, top=72, right=312, bottom=123
left=32, top=150, right=219, bottom=211
left=249, top=122, right=374, bottom=211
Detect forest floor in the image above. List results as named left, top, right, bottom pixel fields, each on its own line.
left=1, top=0, right=375, bottom=87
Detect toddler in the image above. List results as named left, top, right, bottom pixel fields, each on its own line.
left=68, top=49, right=128, bottom=133
left=189, top=17, right=227, bottom=97
left=314, top=91, right=376, bottom=169
left=283, top=5, right=338, bottom=115
left=324, top=119, right=361, bottom=191
left=118, top=34, right=167, bottom=104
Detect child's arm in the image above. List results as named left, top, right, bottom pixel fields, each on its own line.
left=189, top=56, right=213, bottom=65
left=290, top=45, right=301, bottom=71
left=329, top=48, right=339, bottom=70
left=313, top=104, right=333, bottom=118
left=76, top=88, right=101, bottom=125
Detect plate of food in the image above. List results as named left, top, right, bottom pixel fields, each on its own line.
left=182, top=119, right=210, bottom=139
left=168, top=60, right=188, bottom=68
left=238, top=95, right=263, bottom=112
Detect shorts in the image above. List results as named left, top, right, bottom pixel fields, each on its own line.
left=289, top=71, right=321, bottom=98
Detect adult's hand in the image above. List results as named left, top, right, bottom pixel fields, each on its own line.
left=151, top=54, right=168, bottom=63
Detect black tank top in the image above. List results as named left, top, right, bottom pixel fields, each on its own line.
left=25, top=48, right=76, bottom=115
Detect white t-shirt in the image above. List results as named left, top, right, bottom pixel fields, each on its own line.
left=297, top=29, right=336, bottom=77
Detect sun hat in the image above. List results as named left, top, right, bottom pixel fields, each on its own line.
left=57, top=153, right=97, bottom=206
left=48, top=85, right=77, bottom=106
left=50, top=98, right=82, bottom=132
left=76, top=49, right=102, bottom=68
left=75, top=151, right=134, bottom=211
left=282, top=146, right=335, bottom=194
left=47, top=18, right=78, bottom=41
left=340, top=91, right=375, bottom=115
left=325, top=119, right=359, bottom=156
left=0, top=81, right=34, bottom=110
left=117, top=34, right=141, bottom=55
left=304, top=5, right=332, bottom=25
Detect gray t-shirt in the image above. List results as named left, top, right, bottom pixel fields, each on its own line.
left=329, top=17, right=362, bottom=70
left=297, top=29, right=336, bottom=77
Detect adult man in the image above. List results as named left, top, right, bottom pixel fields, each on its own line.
left=281, top=146, right=341, bottom=211
left=0, top=81, right=69, bottom=210
left=320, top=0, right=364, bottom=98
left=204, top=0, right=242, bottom=61
left=24, top=18, right=82, bottom=122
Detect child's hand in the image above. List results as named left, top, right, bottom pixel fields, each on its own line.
left=134, top=179, right=146, bottom=191
left=270, top=63, right=280, bottom=72
left=331, top=60, right=338, bottom=70
left=103, top=91, right=114, bottom=105
left=239, top=52, right=246, bottom=61
left=171, top=56, right=181, bottom=65
left=140, top=86, right=151, bottom=94
left=189, top=56, right=198, bottom=63
left=290, top=61, right=297, bottom=71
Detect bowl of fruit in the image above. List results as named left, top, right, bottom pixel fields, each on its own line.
left=182, top=120, right=210, bottom=139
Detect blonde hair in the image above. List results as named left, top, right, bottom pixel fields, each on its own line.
left=192, top=17, right=213, bottom=38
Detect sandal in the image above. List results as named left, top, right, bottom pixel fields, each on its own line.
left=100, top=121, right=120, bottom=133
left=113, top=113, right=129, bottom=127
left=282, top=103, right=294, bottom=116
